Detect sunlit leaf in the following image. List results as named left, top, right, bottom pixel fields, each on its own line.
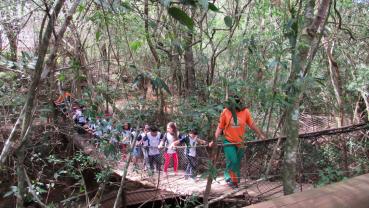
left=129, top=41, right=142, bottom=52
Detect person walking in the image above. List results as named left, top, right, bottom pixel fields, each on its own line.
left=209, top=95, right=266, bottom=188
left=171, top=129, right=207, bottom=180
left=142, top=126, right=162, bottom=173
left=159, top=122, right=183, bottom=176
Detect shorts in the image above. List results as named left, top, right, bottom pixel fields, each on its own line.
left=132, top=146, right=142, bottom=157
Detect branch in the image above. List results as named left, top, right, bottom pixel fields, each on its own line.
left=0, top=0, right=64, bottom=165
left=23, top=167, right=48, bottom=208
left=41, top=0, right=81, bottom=79
left=113, top=123, right=141, bottom=208
left=144, top=0, right=160, bottom=68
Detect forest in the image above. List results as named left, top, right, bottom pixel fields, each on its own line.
left=0, top=0, right=369, bottom=207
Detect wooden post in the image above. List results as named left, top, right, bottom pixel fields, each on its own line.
left=203, top=146, right=220, bottom=208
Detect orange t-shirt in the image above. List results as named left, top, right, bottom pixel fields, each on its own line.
left=218, top=108, right=254, bottom=144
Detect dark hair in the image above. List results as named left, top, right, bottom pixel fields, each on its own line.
left=226, top=95, right=245, bottom=112
left=189, top=128, right=198, bottom=135
left=149, top=126, right=158, bottom=132
left=123, top=122, right=131, bottom=130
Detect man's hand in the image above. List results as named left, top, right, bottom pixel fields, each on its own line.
left=209, top=141, right=216, bottom=148
left=259, top=133, right=266, bottom=140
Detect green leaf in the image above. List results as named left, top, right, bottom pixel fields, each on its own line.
left=198, top=0, right=208, bottom=10
left=77, top=4, right=85, bottom=13
left=208, top=3, right=219, bottom=12
left=168, top=7, right=194, bottom=30
left=95, top=31, right=101, bottom=41
left=224, top=16, right=233, bottom=28
left=57, top=73, right=65, bottom=82
left=129, top=41, right=142, bottom=52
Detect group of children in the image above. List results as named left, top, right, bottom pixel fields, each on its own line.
left=54, top=93, right=208, bottom=180
left=126, top=122, right=208, bottom=180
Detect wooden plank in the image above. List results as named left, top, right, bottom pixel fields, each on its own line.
left=246, top=173, right=369, bottom=208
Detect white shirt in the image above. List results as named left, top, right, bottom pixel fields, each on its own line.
left=164, top=133, right=177, bottom=154
left=121, top=130, right=131, bottom=144
left=187, top=137, right=197, bottom=157
left=144, top=132, right=161, bottom=155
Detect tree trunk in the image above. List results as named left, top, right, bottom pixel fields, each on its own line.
left=41, top=0, right=81, bottom=79
left=0, top=0, right=64, bottom=164
left=322, top=35, right=344, bottom=126
left=4, top=25, right=18, bottom=62
left=171, top=53, right=183, bottom=95
left=184, top=31, right=195, bottom=94
left=144, top=0, right=160, bottom=68
left=282, top=0, right=331, bottom=195
left=360, top=89, right=369, bottom=121
left=322, top=34, right=348, bottom=175
left=113, top=123, right=140, bottom=208
left=0, top=29, right=3, bottom=53
left=203, top=146, right=220, bottom=208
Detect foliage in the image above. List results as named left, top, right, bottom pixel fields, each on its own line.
left=1, top=0, right=369, bottom=206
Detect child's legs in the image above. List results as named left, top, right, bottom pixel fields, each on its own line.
left=121, top=144, right=127, bottom=160
left=187, top=156, right=197, bottom=177
left=185, top=161, right=191, bottom=176
left=148, top=155, right=155, bottom=170
left=153, top=154, right=161, bottom=171
left=163, top=152, right=171, bottom=173
left=142, top=147, right=149, bottom=167
left=172, top=152, right=178, bottom=172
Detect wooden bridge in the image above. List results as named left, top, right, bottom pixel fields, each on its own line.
left=70, top=132, right=302, bottom=201
left=64, top=120, right=369, bottom=207
left=246, top=173, right=369, bottom=208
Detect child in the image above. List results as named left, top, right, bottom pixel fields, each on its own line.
left=159, top=122, right=183, bottom=176
left=138, top=124, right=150, bottom=170
left=120, top=122, right=132, bottom=160
left=72, top=106, right=87, bottom=134
left=172, top=129, right=207, bottom=180
left=142, top=126, right=162, bottom=173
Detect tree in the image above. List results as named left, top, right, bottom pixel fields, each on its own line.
left=282, top=0, right=331, bottom=195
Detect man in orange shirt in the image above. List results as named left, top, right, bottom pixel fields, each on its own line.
left=54, top=91, right=73, bottom=106
left=54, top=88, right=74, bottom=115
left=210, top=95, right=265, bottom=188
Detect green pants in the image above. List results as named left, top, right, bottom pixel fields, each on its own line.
left=223, top=140, right=245, bottom=184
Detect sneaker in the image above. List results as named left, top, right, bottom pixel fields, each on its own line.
left=226, top=179, right=238, bottom=189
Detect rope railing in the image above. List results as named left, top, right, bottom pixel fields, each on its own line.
left=54, top=100, right=369, bottom=202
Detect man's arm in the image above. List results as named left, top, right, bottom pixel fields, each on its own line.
left=197, top=138, right=207, bottom=145
left=209, top=126, right=223, bottom=147
left=249, top=122, right=266, bottom=140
